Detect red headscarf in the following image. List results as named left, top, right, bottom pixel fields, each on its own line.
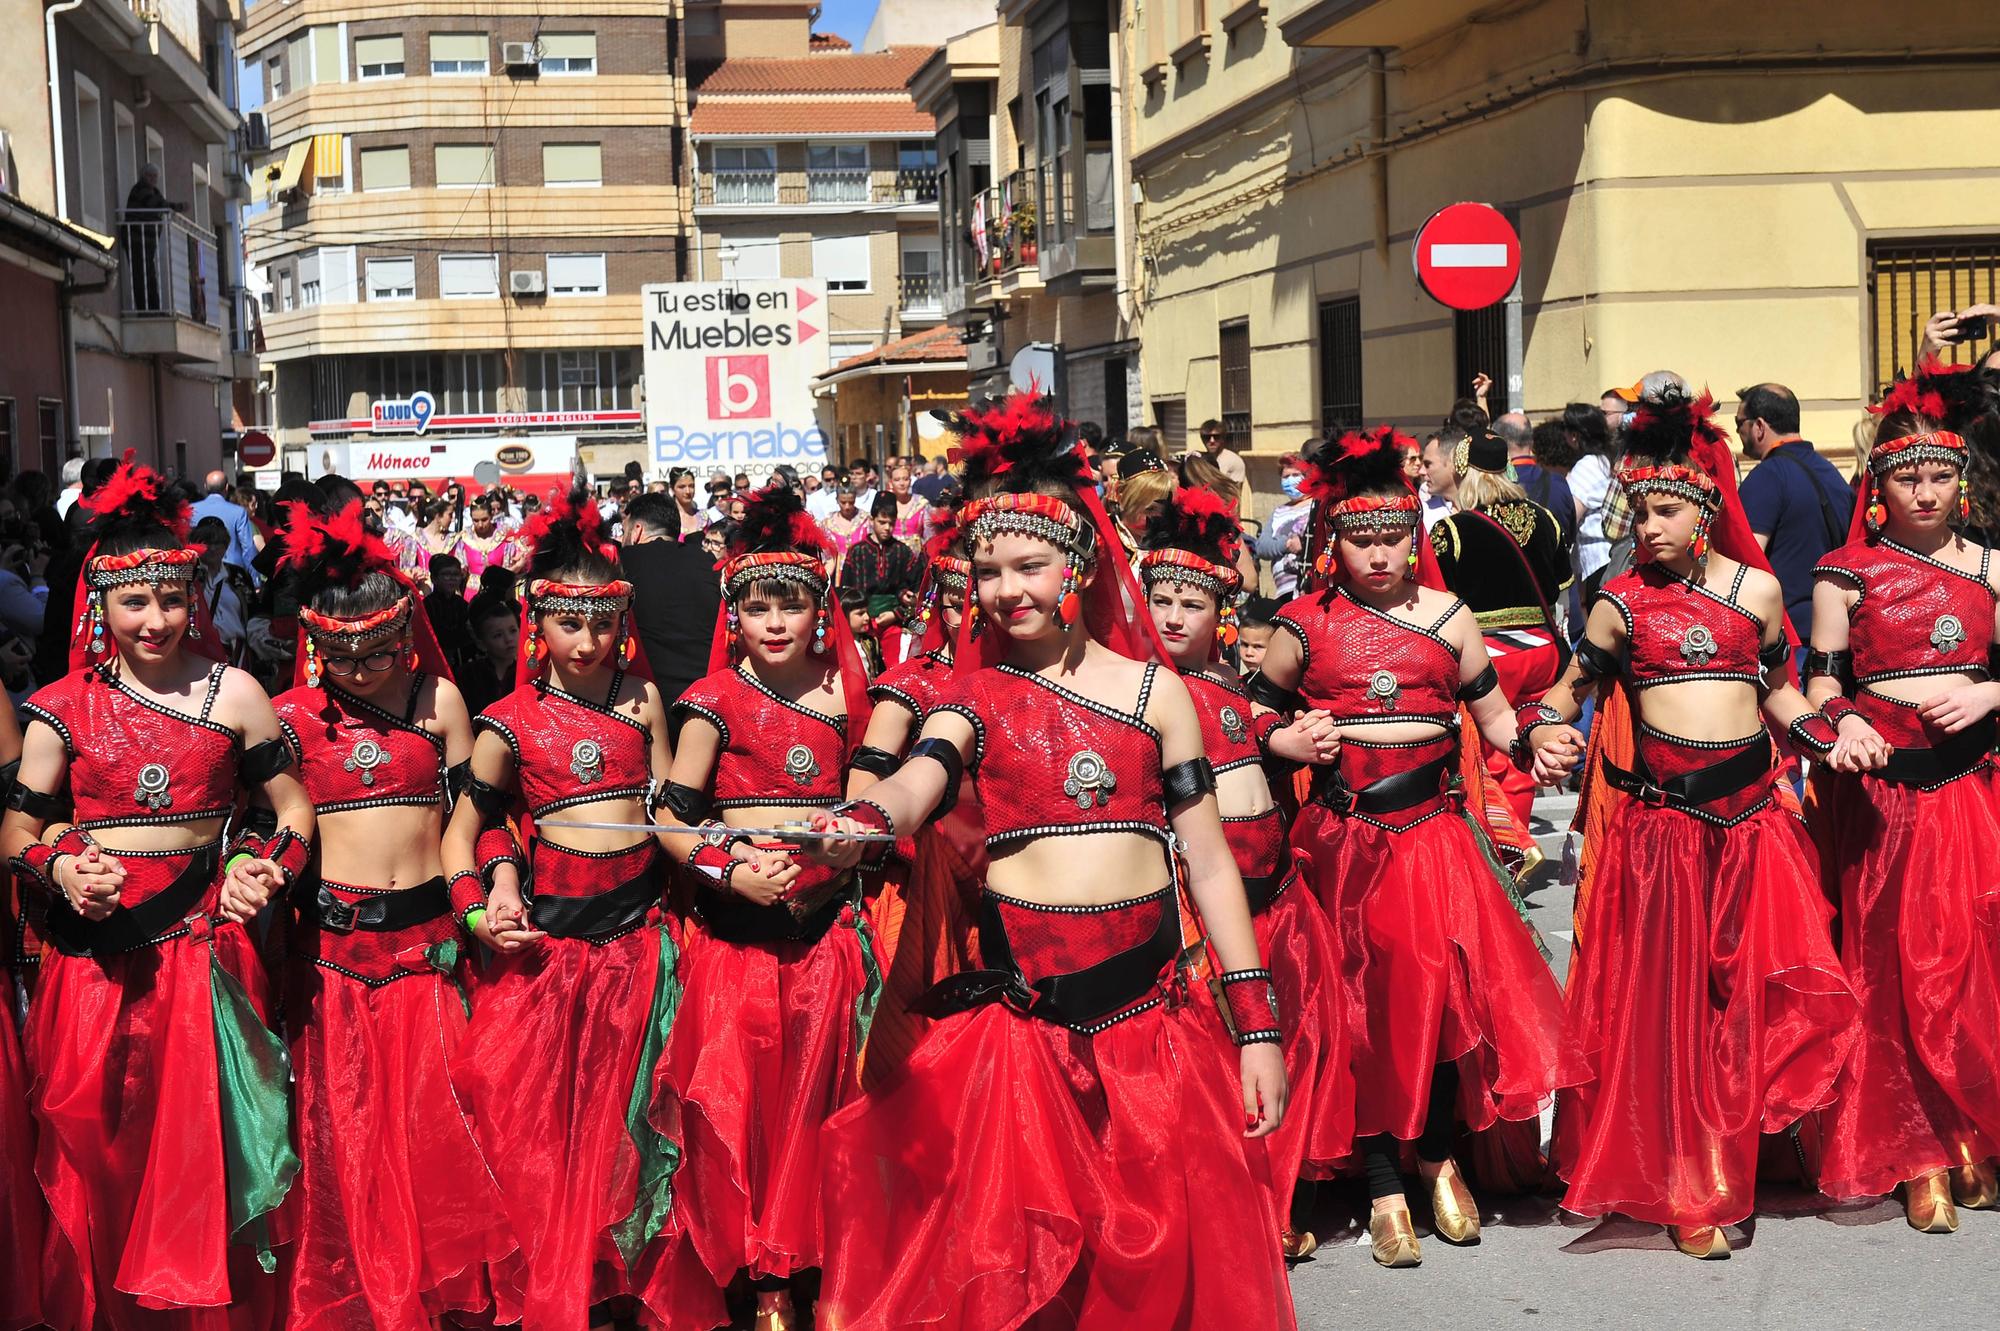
left=69, top=451, right=224, bottom=674
left=277, top=499, right=454, bottom=688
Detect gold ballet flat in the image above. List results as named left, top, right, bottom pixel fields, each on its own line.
left=1281, top=1228, right=1318, bottom=1261
left=1670, top=1225, right=1731, bottom=1260
left=1949, top=1160, right=1999, bottom=1210
left=1369, top=1208, right=1422, bottom=1268
left=1429, top=1167, right=1482, bottom=1245
left=752, top=1300, right=799, bottom=1331
left=1904, top=1171, right=1959, bottom=1234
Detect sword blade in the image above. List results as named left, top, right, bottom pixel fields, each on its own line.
left=535, top=818, right=899, bottom=843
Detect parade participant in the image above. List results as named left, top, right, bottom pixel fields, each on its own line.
left=1255, top=427, right=1576, bottom=1269
left=810, top=392, right=1296, bottom=1331
left=1805, top=362, right=2000, bottom=1229
left=455, top=494, right=525, bottom=598
left=1519, top=389, right=1863, bottom=1258
left=653, top=482, right=876, bottom=1331
left=443, top=489, right=716, bottom=1331
left=0, top=692, right=38, bottom=1331
left=2, top=453, right=313, bottom=1328
left=1139, top=486, right=1354, bottom=1260
left=267, top=500, right=517, bottom=1329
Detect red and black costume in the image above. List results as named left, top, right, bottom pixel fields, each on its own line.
left=1, top=880, right=40, bottom=1331
left=819, top=396, right=1296, bottom=1331
left=1806, top=375, right=2000, bottom=1201
left=269, top=502, right=516, bottom=1329
left=11, top=457, right=296, bottom=1329
left=1550, top=396, right=1858, bottom=1228
left=654, top=483, right=879, bottom=1305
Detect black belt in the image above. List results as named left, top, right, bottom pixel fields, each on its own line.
left=1309, top=754, right=1453, bottom=817
left=913, top=890, right=1181, bottom=1031
left=1872, top=716, right=1994, bottom=787
left=308, top=877, right=449, bottom=934
left=1243, top=863, right=1296, bottom=915
left=43, top=841, right=222, bottom=957
left=694, top=873, right=854, bottom=946
left=1601, top=734, right=1772, bottom=814
left=527, top=854, right=660, bottom=940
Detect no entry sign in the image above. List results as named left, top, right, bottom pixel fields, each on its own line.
left=239, top=430, right=276, bottom=468
left=1413, top=203, right=1520, bottom=310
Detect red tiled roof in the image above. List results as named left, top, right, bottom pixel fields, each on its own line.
left=689, top=102, right=936, bottom=136
left=694, top=46, right=933, bottom=93
left=823, top=324, right=967, bottom=377
left=809, top=32, right=853, bottom=50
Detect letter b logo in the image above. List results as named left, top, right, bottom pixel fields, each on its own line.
left=707, top=355, right=769, bottom=420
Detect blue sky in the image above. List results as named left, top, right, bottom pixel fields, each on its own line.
left=815, top=0, right=882, bottom=46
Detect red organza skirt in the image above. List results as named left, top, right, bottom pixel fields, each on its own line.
left=1810, top=765, right=2000, bottom=1198
left=1555, top=780, right=1858, bottom=1226
left=1293, top=788, right=1573, bottom=1143
left=1254, top=870, right=1355, bottom=1205
left=28, top=922, right=283, bottom=1330
left=286, top=959, right=518, bottom=1330
left=2, top=976, right=41, bottom=1331
left=1481, top=635, right=1563, bottom=832
left=652, top=887, right=876, bottom=1288
left=819, top=998, right=1296, bottom=1331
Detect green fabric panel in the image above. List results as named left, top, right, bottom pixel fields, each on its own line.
left=209, top=949, right=300, bottom=1272
left=848, top=898, right=883, bottom=1052
left=1456, top=795, right=1554, bottom=963
left=612, top=923, right=683, bottom=1268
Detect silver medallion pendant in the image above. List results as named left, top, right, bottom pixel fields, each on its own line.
left=1679, top=623, right=1718, bottom=667
left=1220, top=706, right=1248, bottom=744
left=1063, top=749, right=1118, bottom=809
left=343, top=738, right=388, bottom=788
left=1366, top=669, right=1401, bottom=711
left=784, top=743, right=820, bottom=787
left=1932, top=613, right=1967, bottom=654
left=134, top=762, right=172, bottom=811
left=570, top=739, right=605, bottom=785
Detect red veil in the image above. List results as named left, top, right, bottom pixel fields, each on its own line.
left=278, top=499, right=455, bottom=688
left=67, top=452, right=226, bottom=674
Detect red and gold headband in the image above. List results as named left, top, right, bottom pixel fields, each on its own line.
left=85, top=546, right=200, bottom=591
left=299, top=597, right=414, bottom=650
left=528, top=577, right=635, bottom=616
left=1328, top=491, right=1421, bottom=534
left=1868, top=429, right=1966, bottom=478
left=961, top=491, right=1093, bottom=558
left=930, top=552, right=972, bottom=594
left=1139, top=546, right=1242, bottom=598
left=1615, top=462, right=1720, bottom=510
left=720, top=551, right=825, bottom=603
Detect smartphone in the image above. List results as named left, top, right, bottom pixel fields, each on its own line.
left=1956, top=313, right=1995, bottom=343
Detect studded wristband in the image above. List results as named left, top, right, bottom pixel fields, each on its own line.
left=1788, top=711, right=1838, bottom=756
left=687, top=824, right=745, bottom=884
left=262, top=828, right=311, bottom=888
left=1218, top=968, right=1283, bottom=1047
left=1509, top=702, right=1564, bottom=773
left=475, top=825, right=527, bottom=889
left=448, top=869, right=488, bottom=922
left=1819, top=696, right=1861, bottom=729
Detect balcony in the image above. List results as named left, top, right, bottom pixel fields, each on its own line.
left=695, top=171, right=946, bottom=211
left=118, top=209, right=225, bottom=363
left=900, top=271, right=944, bottom=318
left=973, top=170, right=1041, bottom=291
left=63, top=0, right=238, bottom=142
left=709, top=169, right=777, bottom=206
left=806, top=168, right=869, bottom=204
left=1036, top=147, right=1117, bottom=294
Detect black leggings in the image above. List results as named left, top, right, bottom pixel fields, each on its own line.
left=1361, top=1062, right=1460, bottom=1200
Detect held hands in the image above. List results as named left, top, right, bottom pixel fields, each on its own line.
left=474, top=872, right=546, bottom=953
left=1268, top=709, right=1340, bottom=766
left=806, top=814, right=868, bottom=871
left=1826, top=714, right=1893, bottom=773
left=1240, top=1042, right=1288, bottom=1140
left=1917, top=681, right=2000, bottom=736
left=219, top=856, right=285, bottom=924
left=729, top=846, right=803, bottom=906
left=1527, top=724, right=1586, bottom=785
left=55, top=847, right=124, bottom=922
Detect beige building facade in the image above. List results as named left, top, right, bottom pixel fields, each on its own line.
left=1128, top=0, right=2000, bottom=477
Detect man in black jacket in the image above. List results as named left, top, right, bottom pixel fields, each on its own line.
left=620, top=492, right=721, bottom=731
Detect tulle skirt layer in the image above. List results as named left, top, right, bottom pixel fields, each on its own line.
left=1, top=978, right=42, bottom=1331
left=1254, top=873, right=1354, bottom=1199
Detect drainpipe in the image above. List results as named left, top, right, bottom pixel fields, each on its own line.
left=46, top=0, right=87, bottom=222
left=1368, top=47, right=1388, bottom=262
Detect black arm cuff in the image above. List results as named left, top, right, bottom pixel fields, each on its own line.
left=466, top=774, right=511, bottom=826
left=655, top=781, right=714, bottom=824
left=1802, top=648, right=1850, bottom=683
left=6, top=783, right=63, bottom=820
left=1574, top=637, right=1621, bottom=681
left=851, top=745, right=903, bottom=779
left=1161, top=756, right=1218, bottom=807
left=445, top=760, right=473, bottom=808
left=907, top=737, right=962, bottom=821
left=1456, top=663, right=1499, bottom=701
left=1759, top=639, right=1791, bottom=675
left=1244, top=670, right=1302, bottom=714
left=241, top=737, right=295, bottom=785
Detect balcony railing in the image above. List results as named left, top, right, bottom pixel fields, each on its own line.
left=893, top=169, right=938, bottom=204
left=806, top=168, right=869, bottom=204
left=899, top=271, right=944, bottom=315
left=118, top=209, right=220, bottom=327
left=697, top=173, right=948, bottom=208
left=710, top=170, right=777, bottom=205
left=973, top=169, right=1037, bottom=278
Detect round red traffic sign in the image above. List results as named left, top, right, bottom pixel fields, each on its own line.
left=239, top=431, right=276, bottom=468
left=1413, top=203, right=1520, bottom=310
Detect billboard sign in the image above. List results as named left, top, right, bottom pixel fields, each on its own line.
left=642, top=280, right=831, bottom=472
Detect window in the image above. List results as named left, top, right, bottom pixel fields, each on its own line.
left=367, top=257, right=416, bottom=301
left=1452, top=303, right=1507, bottom=413
left=191, top=165, right=211, bottom=232
left=538, top=33, right=596, bottom=75
left=359, top=145, right=410, bottom=191
left=312, top=26, right=344, bottom=83
left=525, top=349, right=637, bottom=411
left=1317, top=296, right=1362, bottom=434
left=1218, top=320, right=1251, bottom=448
left=285, top=33, right=309, bottom=94
left=266, top=54, right=286, bottom=100
left=812, top=234, right=870, bottom=292
left=114, top=104, right=136, bottom=204
left=546, top=253, right=607, bottom=297
left=720, top=236, right=779, bottom=281
left=312, top=133, right=346, bottom=194
left=896, top=140, right=938, bottom=202
left=73, top=75, right=106, bottom=230
left=1104, top=358, right=1129, bottom=441
left=318, top=248, right=357, bottom=305
left=542, top=143, right=602, bottom=188
left=807, top=143, right=868, bottom=203
left=37, top=400, right=61, bottom=471
left=435, top=144, right=494, bottom=189
left=900, top=242, right=940, bottom=311
left=438, top=253, right=500, bottom=299
left=711, top=145, right=775, bottom=204
left=429, top=33, right=487, bottom=75
left=1868, top=239, right=2000, bottom=396
left=355, top=35, right=405, bottom=79
left=301, top=277, right=322, bottom=306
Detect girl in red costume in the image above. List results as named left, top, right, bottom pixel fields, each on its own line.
left=811, top=393, right=1295, bottom=1331
left=1519, top=389, right=1864, bottom=1258
left=653, top=484, right=878, bottom=1331
left=1804, top=362, right=2000, bottom=1230
left=1255, top=427, right=1577, bottom=1270
left=0, top=693, right=40, bottom=1331
left=1137, top=486, right=1353, bottom=1261
left=1, top=455, right=314, bottom=1329
left=267, top=499, right=517, bottom=1327
left=443, top=491, right=717, bottom=1331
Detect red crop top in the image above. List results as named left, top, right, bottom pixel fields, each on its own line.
left=275, top=677, right=446, bottom=815
left=1814, top=538, right=1995, bottom=688
left=1597, top=563, right=1766, bottom=690
left=1274, top=588, right=1463, bottom=727
left=932, top=662, right=1169, bottom=851
left=868, top=649, right=955, bottom=727
left=1182, top=669, right=1262, bottom=777
left=673, top=666, right=849, bottom=807
left=22, top=663, right=240, bottom=830
left=476, top=669, right=652, bottom=819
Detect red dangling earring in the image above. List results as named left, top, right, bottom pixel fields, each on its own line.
left=524, top=624, right=543, bottom=665
left=1217, top=599, right=1239, bottom=650
left=1405, top=547, right=1421, bottom=581
left=304, top=636, right=321, bottom=687
left=1960, top=477, right=1971, bottom=523
left=812, top=604, right=828, bottom=655
left=407, top=640, right=420, bottom=671
left=1691, top=514, right=1711, bottom=567
left=1867, top=500, right=1886, bottom=531
left=1055, top=555, right=1081, bottom=630
left=617, top=631, right=633, bottom=664
left=967, top=597, right=985, bottom=640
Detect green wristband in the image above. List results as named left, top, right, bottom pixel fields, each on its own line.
left=464, top=906, right=487, bottom=935
left=226, top=851, right=257, bottom=874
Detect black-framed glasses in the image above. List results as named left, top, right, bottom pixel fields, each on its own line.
left=321, top=649, right=399, bottom=676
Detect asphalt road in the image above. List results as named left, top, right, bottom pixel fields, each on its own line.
left=1287, top=792, right=2000, bottom=1330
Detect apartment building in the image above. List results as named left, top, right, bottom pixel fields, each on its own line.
left=1127, top=0, right=2000, bottom=470
left=239, top=3, right=692, bottom=484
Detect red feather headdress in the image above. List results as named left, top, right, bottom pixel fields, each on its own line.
left=278, top=499, right=454, bottom=687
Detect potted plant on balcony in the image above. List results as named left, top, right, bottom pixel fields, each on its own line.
left=1013, top=199, right=1039, bottom=265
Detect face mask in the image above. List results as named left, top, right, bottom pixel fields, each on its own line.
left=1280, top=475, right=1303, bottom=500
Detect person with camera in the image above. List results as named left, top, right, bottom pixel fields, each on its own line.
left=0, top=519, right=50, bottom=644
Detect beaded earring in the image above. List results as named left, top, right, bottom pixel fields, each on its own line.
left=1691, top=512, right=1712, bottom=569
left=1217, top=597, right=1240, bottom=650
left=303, top=635, right=321, bottom=687
left=86, top=595, right=108, bottom=656
left=1866, top=499, right=1887, bottom=532
left=1405, top=546, right=1421, bottom=581
left=812, top=604, right=828, bottom=654
left=1056, top=554, right=1082, bottom=631
left=1960, top=476, right=1972, bottom=523
left=407, top=639, right=420, bottom=672
left=524, top=623, right=544, bottom=666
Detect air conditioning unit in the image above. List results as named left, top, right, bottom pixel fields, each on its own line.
left=501, top=41, right=539, bottom=69
left=509, top=269, right=546, bottom=295
left=244, top=113, right=269, bottom=152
